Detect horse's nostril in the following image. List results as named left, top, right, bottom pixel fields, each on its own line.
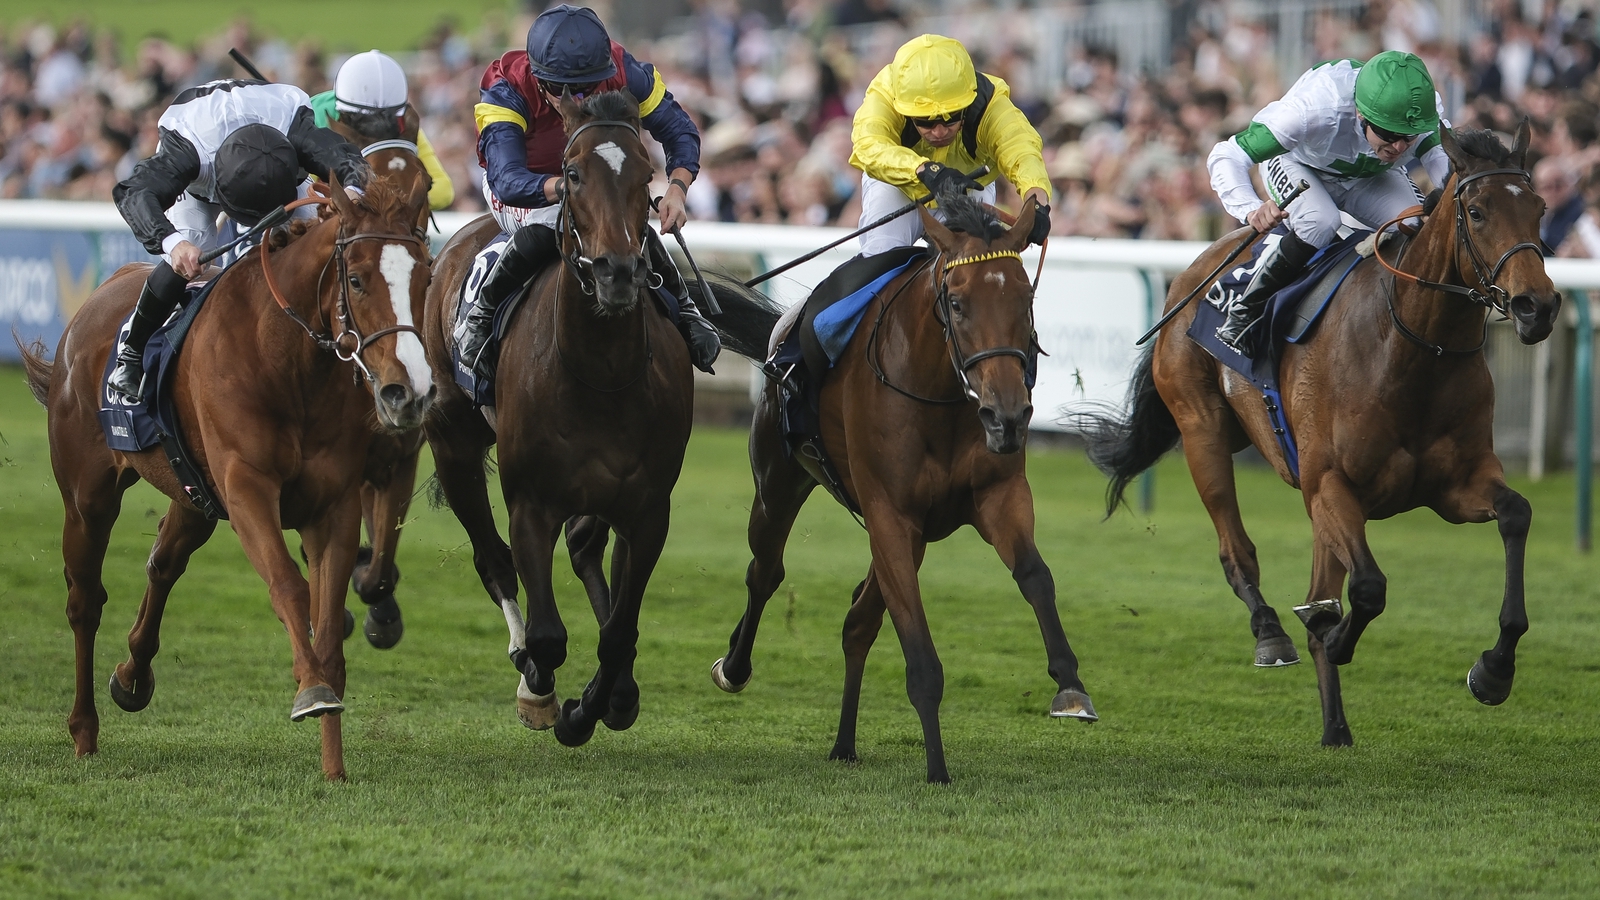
left=379, top=383, right=411, bottom=409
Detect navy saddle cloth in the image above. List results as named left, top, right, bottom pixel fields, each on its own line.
left=97, top=272, right=229, bottom=520
left=450, top=233, right=684, bottom=407
left=1185, top=227, right=1369, bottom=481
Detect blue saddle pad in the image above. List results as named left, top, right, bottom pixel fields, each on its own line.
left=1185, top=228, right=1368, bottom=481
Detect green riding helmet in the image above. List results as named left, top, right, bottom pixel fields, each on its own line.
left=1354, top=50, right=1440, bottom=136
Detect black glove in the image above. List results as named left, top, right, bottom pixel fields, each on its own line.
left=682, top=317, right=721, bottom=374
left=916, top=162, right=982, bottom=198
left=1028, top=204, right=1051, bottom=246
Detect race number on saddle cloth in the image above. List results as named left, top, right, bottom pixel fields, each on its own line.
left=849, top=34, right=1051, bottom=256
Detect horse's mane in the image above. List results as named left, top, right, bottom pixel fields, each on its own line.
left=1453, top=127, right=1513, bottom=166
left=937, top=186, right=1008, bottom=241
left=574, top=90, right=640, bottom=125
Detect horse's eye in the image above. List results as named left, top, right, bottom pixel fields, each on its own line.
left=565, top=166, right=581, bottom=186
left=1468, top=206, right=1484, bottom=222
left=950, top=297, right=964, bottom=315
left=348, top=274, right=362, bottom=291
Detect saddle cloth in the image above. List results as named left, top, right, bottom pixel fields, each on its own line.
left=1185, top=227, right=1369, bottom=481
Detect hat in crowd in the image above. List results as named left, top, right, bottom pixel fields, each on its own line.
left=1048, top=142, right=1091, bottom=181
left=336, top=50, right=408, bottom=114
left=526, top=5, right=617, bottom=85
left=214, top=123, right=298, bottom=225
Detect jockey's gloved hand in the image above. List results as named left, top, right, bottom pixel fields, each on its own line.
left=680, top=313, right=721, bottom=374
left=917, top=162, right=982, bottom=198
left=1028, top=204, right=1051, bottom=246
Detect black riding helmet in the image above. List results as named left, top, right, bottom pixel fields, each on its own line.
left=214, top=123, right=299, bottom=225
left=526, top=5, right=617, bottom=84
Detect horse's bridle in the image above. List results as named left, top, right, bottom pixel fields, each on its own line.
left=554, top=118, right=660, bottom=297
left=259, top=194, right=427, bottom=383
left=867, top=248, right=1038, bottom=405
left=1373, top=166, right=1541, bottom=355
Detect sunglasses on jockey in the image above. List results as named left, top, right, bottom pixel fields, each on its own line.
left=908, top=108, right=966, bottom=129
left=1361, top=117, right=1424, bottom=146
left=541, top=79, right=604, bottom=101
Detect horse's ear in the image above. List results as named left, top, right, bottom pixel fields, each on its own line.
left=402, top=103, right=421, bottom=142
left=1439, top=126, right=1467, bottom=184
left=407, top=174, right=430, bottom=229
left=1001, top=197, right=1039, bottom=253
left=556, top=87, right=583, bottom=129
left=918, top=203, right=958, bottom=253
left=327, top=171, right=357, bottom=220
left=1510, top=117, right=1531, bottom=170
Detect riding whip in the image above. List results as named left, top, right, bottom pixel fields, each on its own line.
left=744, top=165, right=991, bottom=289
left=1135, top=179, right=1310, bottom=346
left=228, top=48, right=268, bottom=82
left=648, top=193, right=723, bottom=316
left=198, top=204, right=291, bottom=266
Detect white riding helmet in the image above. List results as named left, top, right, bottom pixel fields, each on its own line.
left=335, top=50, right=408, bottom=113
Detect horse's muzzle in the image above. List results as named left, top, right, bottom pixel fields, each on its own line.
left=377, top=382, right=435, bottom=430
left=1510, top=291, right=1561, bottom=345
left=979, top=403, right=1032, bottom=455
left=591, top=252, right=651, bottom=313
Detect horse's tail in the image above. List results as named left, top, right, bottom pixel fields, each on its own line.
left=14, top=332, right=53, bottom=407
left=1070, top=343, right=1180, bottom=517
left=689, top=270, right=784, bottom=362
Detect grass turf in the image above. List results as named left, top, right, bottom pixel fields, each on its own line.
left=2, top=363, right=1599, bottom=898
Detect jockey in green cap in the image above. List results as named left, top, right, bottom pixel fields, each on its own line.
left=1207, top=51, right=1451, bottom=353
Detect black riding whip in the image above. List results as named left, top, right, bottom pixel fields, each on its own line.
left=1134, top=179, right=1310, bottom=346
left=197, top=204, right=291, bottom=266
left=229, top=48, right=268, bottom=82
left=744, top=165, right=991, bottom=289
left=649, top=193, right=723, bottom=316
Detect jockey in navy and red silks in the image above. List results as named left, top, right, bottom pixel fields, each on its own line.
left=459, top=4, right=719, bottom=377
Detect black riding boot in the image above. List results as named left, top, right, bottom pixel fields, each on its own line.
left=1215, top=231, right=1318, bottom=355
left=643, top=228, right=721, bottom=373
left=107, top=261, right=189, bottom=404
left=460, top=224, right=560, bottom=380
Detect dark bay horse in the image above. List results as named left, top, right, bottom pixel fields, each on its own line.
left=709, top=192, right=1097, bottom=783
left=21, top=175, right=434, bottom=779
left=1081, top=124, right=1560, bottom=746
left=421, top=91, right=694, bottom=744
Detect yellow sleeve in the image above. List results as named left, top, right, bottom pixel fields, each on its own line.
left=847, top=64, right=926, bottom=191
left=474, top=102, right=526, bottom=133
left=637, top=68, right=668, bottom=118
left=415, top=128, right=455, bottom=210
left=974, top=76, right=1050, bottom=199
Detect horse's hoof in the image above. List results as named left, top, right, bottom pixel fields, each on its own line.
left=342, top=608, right=355, bottom=641
left=828, top=745, right=858, bottom=763
left=711, top=657, right=750, bottom=693
left=107, top=670, right=154, bottom=712
left=602, top=698, right=640, bottom=732
left=1293, top=598, right=1343, bottom=631
left=290, top=685, right=343, bottom=722
left=554, top=698, right=596, bottom=747
left=516, top=676, right=559, bottom=730
left=1049, top=688, right=1099, bottom=721
left=1254, top=634, right=1301, bottom=667
left=363, top=596, right=403, bottom=650
left=1468, top=655, right=1514, bottom=706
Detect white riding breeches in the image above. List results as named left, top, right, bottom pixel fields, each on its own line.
left=857, top=174, right=997, bottom=257
left=1261, top=156, right=1425, bottom=249
left=483, top=174, right=562, bottom=234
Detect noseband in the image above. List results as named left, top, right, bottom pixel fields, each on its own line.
left=555, top=118, right=658, bottom=297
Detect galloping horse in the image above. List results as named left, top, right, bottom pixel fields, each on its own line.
left=421, top=91, right=693, bottom=744
left=709, top=192, right=1097, bottom=783
left=21, top=175, right=434, bottom=779
left=1081, top=124, right=1560, bottom=746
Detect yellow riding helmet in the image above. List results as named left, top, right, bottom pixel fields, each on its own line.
left=890, top=35, right=977, bottom=119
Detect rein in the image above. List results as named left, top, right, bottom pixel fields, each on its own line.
left=1370, top=166, right=1540, bottom=356
left=259, top=194, right=426, bottom=382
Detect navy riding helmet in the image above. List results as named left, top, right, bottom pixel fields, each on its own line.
left=526, top=5, right=617, bottom=84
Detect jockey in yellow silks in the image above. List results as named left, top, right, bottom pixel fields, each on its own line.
left=849, top=34, right=1051, bottom=255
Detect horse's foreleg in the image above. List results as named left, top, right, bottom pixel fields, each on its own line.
left=1303, top=475, right=1386, bottom=668
left=425, top=418, right=519, bottom=615
left=1436, top=475, right=1529, bottom=706
left=866, top=514, right=948, bottom=784
left=1178, top=419, right=1298, bottom=666
left=60, top=467, right=126, bottom=757
left=300, top=494, right=363, bottom=781
left=1302, top=541, right=1352, bottom=747
left=506, top=496, right=566, bottom=731
left=830, top=569, right=884, bottom=763
left=716, top=394, right=817, bottom=692
left=353, top=444, right=420, bottom=650
left=113, top=500, right=217, bottom=714
left=564, top=515, right=613, bottom=623
left=971, top=481, right=1096, bottom=721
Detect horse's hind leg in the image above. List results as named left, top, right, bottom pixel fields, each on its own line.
left=1435, top=473, right=1530, bottom=706
left=714, top=391, right=817, bottom=692
left=972, top=479, right=1096, bottom=720
left=1178, top=416, right=1299, bottom=666
left=111, top=500, right=217, bottom=713
left=830, top=569, right=886, bottom=763
left=352, top=441, right=420, bottom=650
left=60, top=465, right=132, bottom=757
left=564, top=515, right=612, bottom=623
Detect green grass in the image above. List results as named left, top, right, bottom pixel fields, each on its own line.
left=3, top=361, right=1599, bottom=898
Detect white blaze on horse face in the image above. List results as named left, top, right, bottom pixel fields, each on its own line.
left=594, top=141, right=627, bottom=175
left=379, top=243, right=432, bottom=395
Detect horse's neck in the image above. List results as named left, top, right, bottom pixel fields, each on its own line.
left=251, top=228, right=340, bottom=373
left=1384, top=193, right=1488, bottom=352
left=553, top=265, right=648, bottom=372
left=883, top=268, right=962, bottom=392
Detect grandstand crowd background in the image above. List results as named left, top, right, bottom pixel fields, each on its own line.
left=4, top=1, right=1600, bottom=255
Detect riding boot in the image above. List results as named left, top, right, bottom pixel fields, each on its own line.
left=1215, top=231, right=1318, bottom=356
left=643, top=227, right=721, bottom=373
left=461, top=223, right=559, bottom=380
left=107, top=261, right=189, bottom=404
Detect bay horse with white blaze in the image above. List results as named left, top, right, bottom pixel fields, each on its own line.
left=20, top=175, right=433, bottom=780
left=1080, top=124, right=1560, bottom=746
left=708, top=190, right=1097, bottom=783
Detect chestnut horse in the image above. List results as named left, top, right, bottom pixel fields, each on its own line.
left=20, top=175, right=434, bottom=779
left=421, top=91, right=694, bottom=745
left=1080, top=125, right=1560, bottom=746
left=708, top=191, right=1097, bottom=783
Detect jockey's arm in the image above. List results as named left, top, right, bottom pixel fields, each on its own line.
left=475, top=82, right=554, bottom=208
left=287, top=107, right=368, bottom=193
left=848, top=79, right=927, bottom=190
left=113, top=126, right=202, bottom=255
left=625, top=52, right=700, bottom=231
left=415, top=128, right=455, bottom=210
left=973, top=78, right=1051, bottom=209
left=1413, top=125, right=1452, bottom=191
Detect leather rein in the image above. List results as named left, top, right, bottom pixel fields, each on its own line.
left=258, top=191, right=427, bottom=383
left=1371, top=166, right=1540, bottom=356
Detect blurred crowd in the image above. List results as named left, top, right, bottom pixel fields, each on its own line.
left=8, top=1, right=1600, bottom=255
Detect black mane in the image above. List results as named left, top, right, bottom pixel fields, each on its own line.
left=936, top=185, right=1008, bottom=241
left=1452, top=127, right=1512, bottom=166
left=578, top=90, right=639, bottom=123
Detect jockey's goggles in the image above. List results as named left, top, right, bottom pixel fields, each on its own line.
left=542, top=79, right=603, bottom=100
left=908, top=109, right=966, bottom=129
left=1361, top=118, right=1423, bottom=145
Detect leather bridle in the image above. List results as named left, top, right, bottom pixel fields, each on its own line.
left=554, top=117, right=659, bottom=298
